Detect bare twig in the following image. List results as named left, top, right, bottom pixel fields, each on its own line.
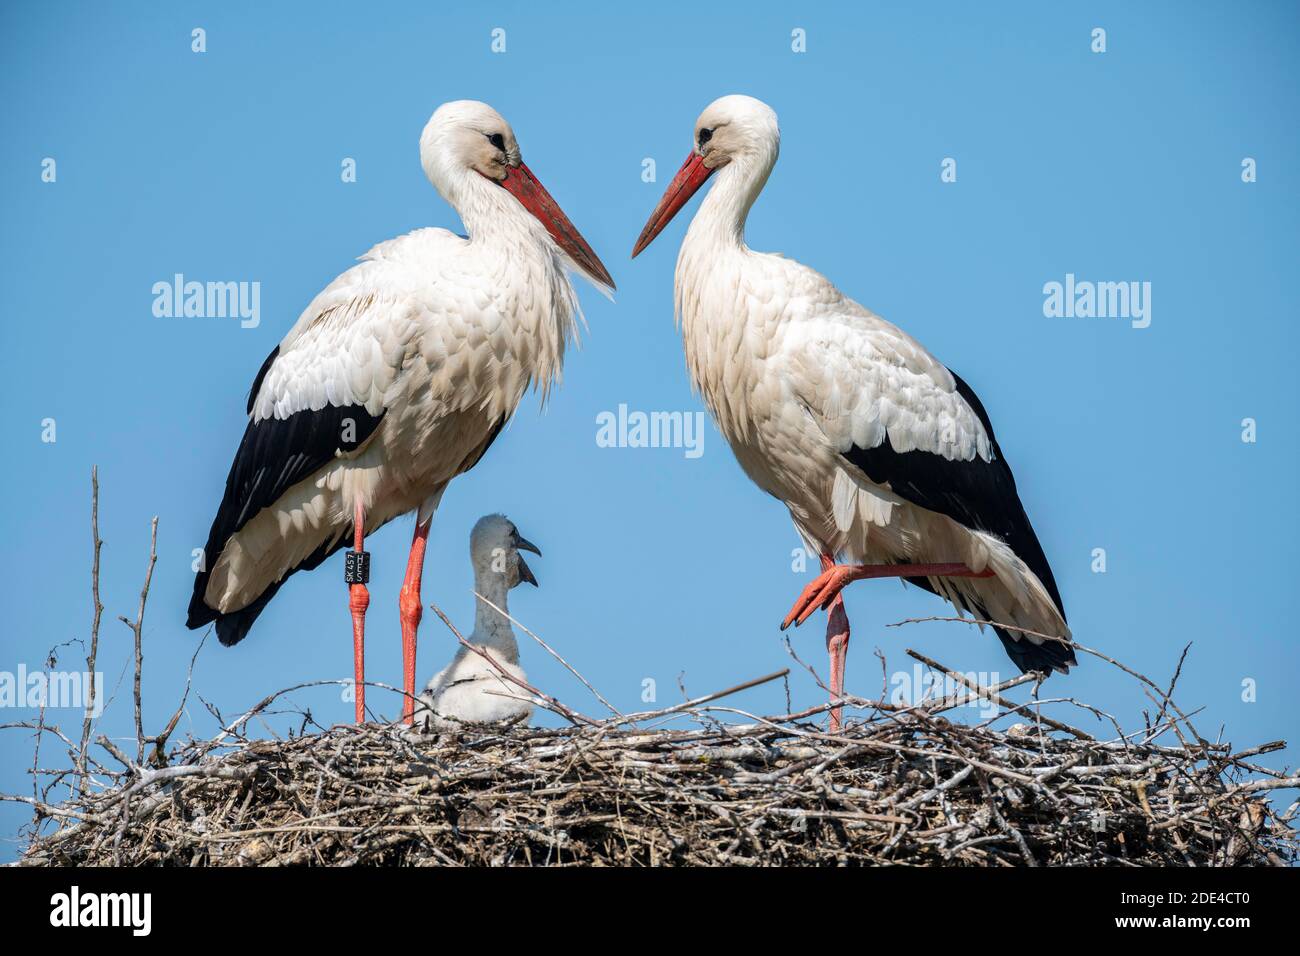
left=611, top=669, right=791, bottom=727
left=427, top=602, right=598, bottom=728
left=904, top=649, right=1093, bottom=740
left=117, top=516, right=158, bottom=763
left=75, top=467, right=104, bottom=797
left=473, top=590, right=623, bottom=718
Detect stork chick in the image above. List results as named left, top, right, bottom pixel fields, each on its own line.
left=415, top=515, right=540, bottom=731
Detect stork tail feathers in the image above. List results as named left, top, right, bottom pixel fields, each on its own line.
left=189, top=527, right=352, bottom=646
left=994, top=627, right=1076, bottom=676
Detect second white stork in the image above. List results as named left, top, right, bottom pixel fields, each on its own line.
left=188, top=100, right=613, bottom=725
left=632, top=95, right=1073, bottom=729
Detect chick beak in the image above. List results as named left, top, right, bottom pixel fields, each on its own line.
left=516, top=536, right=541, bottom=587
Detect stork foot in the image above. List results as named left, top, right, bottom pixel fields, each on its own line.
left=782, top=564, right=859, bottom=630
left=781, top=560, right=995, bottom=630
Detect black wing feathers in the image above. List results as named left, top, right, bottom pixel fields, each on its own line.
left=842, top=368, right=1072, bottom=673
left=208, top=531, right=350, bottom=647
left=187, top=350, right=385, bottom=641
left=247, top=346, right=280, bottom=415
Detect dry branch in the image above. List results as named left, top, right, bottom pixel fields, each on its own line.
left=118, top=515, right=158, bottom=763
left=74, top=466, right=104, bottom=796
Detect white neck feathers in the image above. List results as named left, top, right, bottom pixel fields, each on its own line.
left=441, top=167, right=582, bottom=402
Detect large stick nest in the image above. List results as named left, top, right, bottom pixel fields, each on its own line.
left=12, top=473, right=1296, bottom=866
left=18, top=697, right=1298, bottom=867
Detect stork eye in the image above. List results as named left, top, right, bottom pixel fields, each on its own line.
left=487, top=133, right=506, bottom=151
left=698, top=128, right=713, bottom=147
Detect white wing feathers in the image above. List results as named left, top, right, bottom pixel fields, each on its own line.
left=780, top=305, right=993, bottom=467
left=249, top=229, right=467, bottom=423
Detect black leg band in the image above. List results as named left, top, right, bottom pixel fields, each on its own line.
left=345, top=550, right=370, bottom=585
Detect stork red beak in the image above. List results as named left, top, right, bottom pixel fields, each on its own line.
left=500, top=162, right=615, bottom=291
left=631, top=151, right=715, bottom=258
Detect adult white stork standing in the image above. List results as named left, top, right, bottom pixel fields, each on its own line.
left=414, top=514, right=540, bottom=730
left=187, top=100, right=613, bottom=725
left=632, top=95, right=1073, bottom=729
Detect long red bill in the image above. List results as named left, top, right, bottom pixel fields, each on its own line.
left=500, top=161, right=615, bottom=291
left=631, top=151, right=716, bottom=258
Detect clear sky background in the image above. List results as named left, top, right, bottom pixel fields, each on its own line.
left=2, top=1, right=1297, bottom=860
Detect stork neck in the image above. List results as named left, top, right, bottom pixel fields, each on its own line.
left=470, top=568, right=519, bottom=662
left=449, top=169, right=542, bottom=248
left=686, top=151, right=775, bottom=252
left=435, top=164, right=578, bottom=402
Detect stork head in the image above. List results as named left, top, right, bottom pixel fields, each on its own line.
left=690, top=95, right=781, bottom=173
left=421, top=100, right=615, bottom=291
left=421, top=100, right=520, bottom=184
left=470, top=514, right=542, bottom=591
left=632, top=94, right=780, bottom=258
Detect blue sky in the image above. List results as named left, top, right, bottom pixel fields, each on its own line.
left=2, top=1, right=1297, bottom=860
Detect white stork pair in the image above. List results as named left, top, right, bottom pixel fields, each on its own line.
left=189, top=96, right=1072, bottom=730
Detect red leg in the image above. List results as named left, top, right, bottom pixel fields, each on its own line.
left=348, top=499, right=370, bottom=724
left=825, top=590, right=850, bottom=733
left=782, top=560, right=994, bottom=630
left=788, top=554, right=994, bottom=730
left=398, top=516, right=431, bottom=726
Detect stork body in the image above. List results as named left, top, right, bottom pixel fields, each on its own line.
left=415, top=514, right=539, bottom=730
left=633, top=96, right=1073, bottom=727
left=188, top=101, right=612, bottom=724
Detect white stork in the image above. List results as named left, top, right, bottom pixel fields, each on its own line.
left=187, top=100, right=613, bottom=725
left=414, top=514, right=539, bottom=730
left=632, top=95, right=1073, bottom=729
